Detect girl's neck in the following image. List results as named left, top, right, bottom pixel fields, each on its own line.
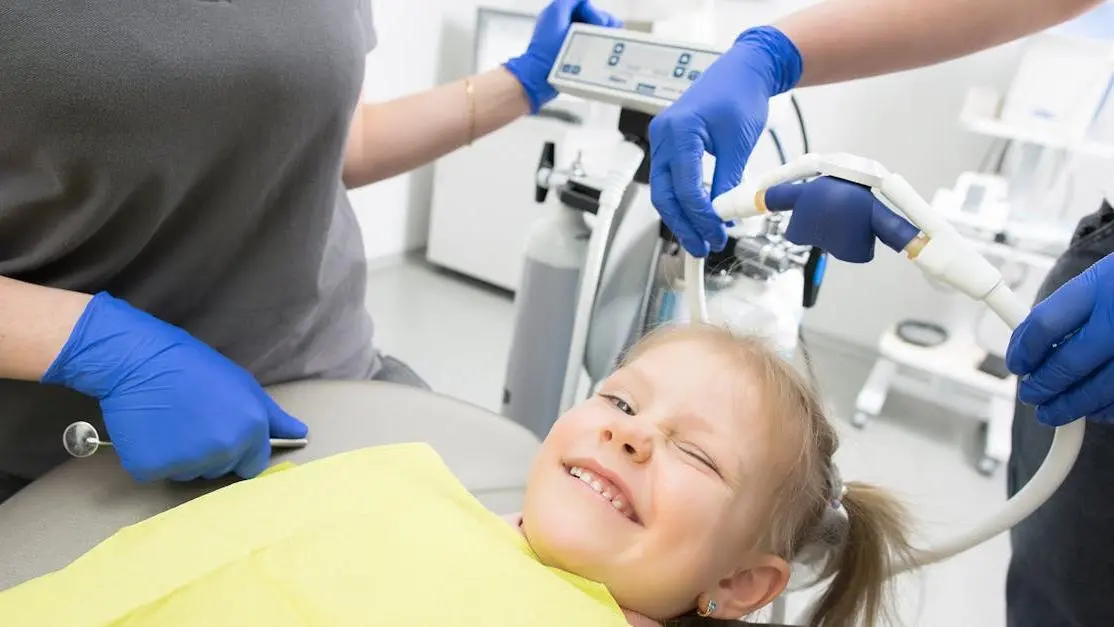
left=623, top=609, right=665, bottom=627
left=502, top=513, right=663, bottom=627
left=503, top=514, right=659, bottom=627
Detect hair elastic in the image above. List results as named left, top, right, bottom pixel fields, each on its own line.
left=829, top=463, right=847, bottom=509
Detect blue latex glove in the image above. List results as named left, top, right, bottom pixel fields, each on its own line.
left=649, top=26, right=803, bottom=257
left=42, top=292, right=308, bottom=482
left=1007, top=252, right=1114, bottom=426
left=764, top=177, right=920, bottom=262
left=505, top=0, right=621, bottom=114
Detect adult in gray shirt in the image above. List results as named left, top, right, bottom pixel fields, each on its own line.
left=0, top=0, right=620, bottom=501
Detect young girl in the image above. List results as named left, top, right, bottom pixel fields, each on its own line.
left=515, top=323, right=915, bottom=627
left=0, top=324, right=914, bottom=627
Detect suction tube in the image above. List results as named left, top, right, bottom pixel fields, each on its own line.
left=558, top=141, right=647, bottom=414
left=891, top=283, right=1085, bottom=574
left=685, top=165, right=1085, bottom=577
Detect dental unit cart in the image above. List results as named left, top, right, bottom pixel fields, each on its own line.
left=502, top=25, right=826, bottom=440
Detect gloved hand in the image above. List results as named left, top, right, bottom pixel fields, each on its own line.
left=763, top=177, right=920, bottom=262
left=649, top=26, right=803, bottom=257
left=42, top=292, right=308, bottom=482
left=505, top=0, right=621, bottom=114
left=1007, top=252, right=1114, bottom=426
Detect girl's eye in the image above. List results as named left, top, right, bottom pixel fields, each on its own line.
left=605, top=395, right=635, bottom=416
left=680, top=445, right=721, bottom=476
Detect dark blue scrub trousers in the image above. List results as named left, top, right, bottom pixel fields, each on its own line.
left=1008, top=200, right=1114, bottom=627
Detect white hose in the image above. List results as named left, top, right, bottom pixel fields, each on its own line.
left=684, top=254, right=709, bottom=322
left=558, top=142, right=647, bottom=414
left=681, top=254, right=1085, bottom=576
left=892, top=283, right=1085, bottom=574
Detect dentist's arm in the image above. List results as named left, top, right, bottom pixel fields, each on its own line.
left=0, top=275, right=307, bottom=482
left=649, top=0, right=1104, bottom=257
left=342, top=0, right=620, bottom=189
left=782, top=0, right=1101, bottom=86
left=342, top=69, right=530, bottom=188
left=0, top=277, right=91, bottom=380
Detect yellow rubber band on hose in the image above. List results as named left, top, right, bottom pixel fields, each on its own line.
left=904, top=232, right=930, bottom=259
left=754, top=188, right=769, bottom=214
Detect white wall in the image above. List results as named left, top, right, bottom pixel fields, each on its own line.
left=349, top=0, right=528, bottom=261
left=351, top=0, right=1102, bottom=349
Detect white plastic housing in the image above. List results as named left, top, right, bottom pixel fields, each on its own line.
left=548, top=24, right=723, bottom=116
left=910, top=235, right=1004, bottom=300
left=712, top=154, right=824, bottom=220
left=710, top=180, right=764, bottom=220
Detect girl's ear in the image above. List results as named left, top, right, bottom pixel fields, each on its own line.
left=699, top=556, right=790, bottom=620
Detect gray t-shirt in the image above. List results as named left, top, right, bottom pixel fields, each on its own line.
left=0, top=1, right=380, bottom=478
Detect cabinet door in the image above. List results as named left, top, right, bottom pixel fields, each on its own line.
left=427, top=115, right=574, bottom=291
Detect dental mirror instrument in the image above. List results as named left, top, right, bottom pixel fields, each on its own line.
left=62, top=420, right=309, bottom=459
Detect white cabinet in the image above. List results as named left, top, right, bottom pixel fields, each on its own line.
left=426, top=114, right=580, bottom=291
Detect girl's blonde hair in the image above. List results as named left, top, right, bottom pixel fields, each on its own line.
left=623, top=323, right=914, bottom=627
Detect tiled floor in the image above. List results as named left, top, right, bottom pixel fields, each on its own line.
left=366, top=257, right=1011, bottom=627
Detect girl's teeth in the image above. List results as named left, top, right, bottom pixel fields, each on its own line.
left=567, top=465, right=635, bottom=521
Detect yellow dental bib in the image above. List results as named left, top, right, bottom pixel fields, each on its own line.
left=0, top=443, right=628, bottom=627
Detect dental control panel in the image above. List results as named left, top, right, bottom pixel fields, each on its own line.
left=549, top=24, right=722, bottom=115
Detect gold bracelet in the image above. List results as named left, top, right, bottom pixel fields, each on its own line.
left=464, top=78, right=477, bottom=145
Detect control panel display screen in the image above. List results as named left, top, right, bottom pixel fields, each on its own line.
left=553, top=31, right=719, bottom=105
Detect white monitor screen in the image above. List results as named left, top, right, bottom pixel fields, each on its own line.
left=552, top=30, right=719, bottom=106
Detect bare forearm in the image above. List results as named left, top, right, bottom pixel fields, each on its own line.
left=778, top=0, right=1102, bottom=86
left=343, top=68, right=530, bottom=188
left=0, top=276, right=91, bottom=380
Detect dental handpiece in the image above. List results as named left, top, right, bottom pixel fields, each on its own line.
left=62, top=421, right=309, bottom=459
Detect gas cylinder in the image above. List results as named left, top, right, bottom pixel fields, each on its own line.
left=501, top=143, right=601, bottom=439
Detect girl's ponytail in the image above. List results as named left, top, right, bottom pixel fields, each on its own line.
left=805, top=482, right=914, bottom=627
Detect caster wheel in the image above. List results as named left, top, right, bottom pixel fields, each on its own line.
left=851, top=412, right=870, bottom=429
left=977, top=457, right=1000, bottom=477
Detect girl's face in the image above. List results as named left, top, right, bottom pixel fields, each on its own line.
left=521, top=338, right=790, bottom=620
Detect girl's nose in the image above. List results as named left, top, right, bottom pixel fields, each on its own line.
left=602, top=420, right=653, bottom=463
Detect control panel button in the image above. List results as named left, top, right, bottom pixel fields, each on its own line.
left=608, top=55, right=621, bottom=66
left=678, top=53, right=691, bottom=65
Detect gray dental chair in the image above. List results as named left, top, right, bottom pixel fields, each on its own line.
left=0, top=379, right=789, bottom=626
left=0, top=380, right=540, bottom=590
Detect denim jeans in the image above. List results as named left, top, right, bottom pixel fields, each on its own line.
left=1007, top=200, right=1114, bottom=627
